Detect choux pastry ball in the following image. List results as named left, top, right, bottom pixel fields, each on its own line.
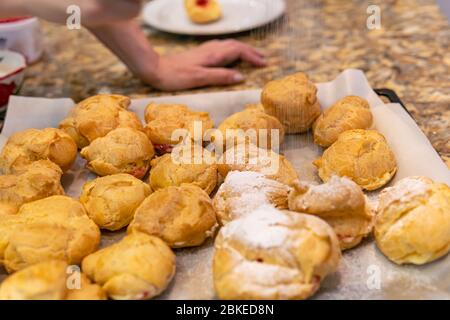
left=128, top=184, right=218, bottom=248
left=289, top=176, right=374, bottom=250
left=82, top=232, right=176, bottom=300
left=261, top=72, right=321, bottom=134
left=80, top=127, right=155, bottom=179
left=213, top=206, right=341, bottom=300
left=0, top=195, right=100, bottom=273
left=0, top=260, right=106, bottom=300
left=149, top=143, right=218, bottom=195
left=0, top=128, right=77, bottom=173
left=144, top=103, right=214, bottom=150
left=59, top=94, right=143, bottom=149
left=313, top=129, right=397, bottom=191
left=217, top=143, right=299, bottom=186
left=375, top=176, right=450, bottom=265
left=313, top=96, right=373, bottom=147
left=212, top=103, right=285, bottom=150
left=213, top=171, right=291, bottom=225
left=0, top=160, right=64, bottom=215
left=80, top=174, right=152, bottom=231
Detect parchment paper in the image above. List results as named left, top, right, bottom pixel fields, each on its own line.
left=1, top=69, right=449, bottom=299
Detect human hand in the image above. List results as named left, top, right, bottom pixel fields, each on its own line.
left=144, top=40, right=266, bottom=91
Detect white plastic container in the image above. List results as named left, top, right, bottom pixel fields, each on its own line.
left=0, top=17, right=44, bottom=64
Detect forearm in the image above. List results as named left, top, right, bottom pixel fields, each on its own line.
left=88, top=21, right=160, bottom=84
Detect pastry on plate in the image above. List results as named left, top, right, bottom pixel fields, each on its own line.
left=313, top=96, right=373, bottom=147
left=289, top=176, right=374, bottom=250
left=217, top=143, right=299, bottom=186
left=0, top=260, right=106, bottom=300
left=213, top=206, right=340, bottom=300
left=261, top=72, right=321, bottom=134
left=0, top=160, right=64, bottom=215
left=213, top=171, right=291, bottom=225
left=212, top=104, right=285, bottom=150
left=80, top=174, right=152, bottom=231
left=0, top=128, right=77, bottom=173
left=185, top=0, right=222, bottom=24
left=375, top=176, right=450, bottom=265
left=313, top=129, right=397, bottom=191
left=143, top=103, right=214, bottom=155
left=80, top=128, right=155, bottom=178
left=0, top=195, right=100, bottom=273
left=149, top=143, right=218, bottom=195
left=59, top=94, right=143, bottom=149
left=82, top=232, right=175, bottom=300
left=128, top=184, right=217, bottom=248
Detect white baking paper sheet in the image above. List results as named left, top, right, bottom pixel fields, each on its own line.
left=1, top=69, right=449, bottom=299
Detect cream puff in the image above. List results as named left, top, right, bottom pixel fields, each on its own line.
left=212, top=104, right=285, bottom=150
left=80, top=174, right=152, bottom=231
left=149, top=143, right=218, bottom=195
left=0, top=128, right=77, bottom=173
left=0, top=160, right=64, bottom=215
left=313, top=96, right=373, bottom=147
left=213, top=206, right=340, bottom=300
left=0, top=195, right=100, bottom=273
left=143, top=103, right=214, bottom=155
left=313, top=129, right=397, bottom=191
left=213, top=171, right=291, bottom=225
left=128, top=184, right=217, bottom=248
left=80, top=128, right=155, bottom=178
left=375, top=177, right=450, bottom=265
left=261, top=72, right=321, bottom=134
left=82, top=232, right=175, bottom=300
left=289, top=176, right=374, bottom=250
left=59, top=94, right=143, bottom=149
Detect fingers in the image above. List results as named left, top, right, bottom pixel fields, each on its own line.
left=192, top=67, right=245, bottom=88
left=201, top=40, right=266, bottom=67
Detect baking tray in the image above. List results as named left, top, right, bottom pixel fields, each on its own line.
left=0, top=69, right=449, bottom=300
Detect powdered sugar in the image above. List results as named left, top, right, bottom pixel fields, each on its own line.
left=221, top=205, right=290, bottom=249
left=380, top=176, right=431, bottom=209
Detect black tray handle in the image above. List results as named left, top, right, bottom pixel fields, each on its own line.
left=374, top=88, right=413, bottom=118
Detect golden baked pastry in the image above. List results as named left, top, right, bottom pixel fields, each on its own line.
left=128, top=184, right=218, bottom=248
left=82, top=232, right=176, bottom=300
left=149, top=144, right=218, bottom=195
left=213, top=171, right=291, bottom=225
left=143, top=103, right=214, bottom=152
left=0, top=260, right=105, bottom=300
left=80, top=128, right=155, bottom=179
left=261, top=72, right=321, bottom=134
left=66, top=272, right=107, bottom=300
left=0, top=195, right=100, bottom=273
left=313, top=129, right=397, bottom=191
left=217, top=143, right=299, bottom=186
left=185, top=0, right=222, bottom=24
left=375, top=176, right=450, bottom=265
left=59, top=94, right=143, bottom=149
left=80, top=174, right=152, bottom=231
left=212, top=104, right=285, bottom=150
left=213, top=206, right=341, bottom=300
left=0, top=128, right=77, bottom=173
left=313, top=96, right=373, bottom=147
left=0, top=160, right=64, bottom=215
left=0, top=260, right=67, bottom=300
left=289, top=176, right=374, bottom=250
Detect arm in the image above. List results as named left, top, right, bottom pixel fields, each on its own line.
left=1, top=0, right=266, bottom=91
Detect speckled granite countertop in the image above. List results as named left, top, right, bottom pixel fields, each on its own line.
left=16, top=0, right=450, bottom=166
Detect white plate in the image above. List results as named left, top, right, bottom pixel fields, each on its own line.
left=142, top=0, right=286, bottom=36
